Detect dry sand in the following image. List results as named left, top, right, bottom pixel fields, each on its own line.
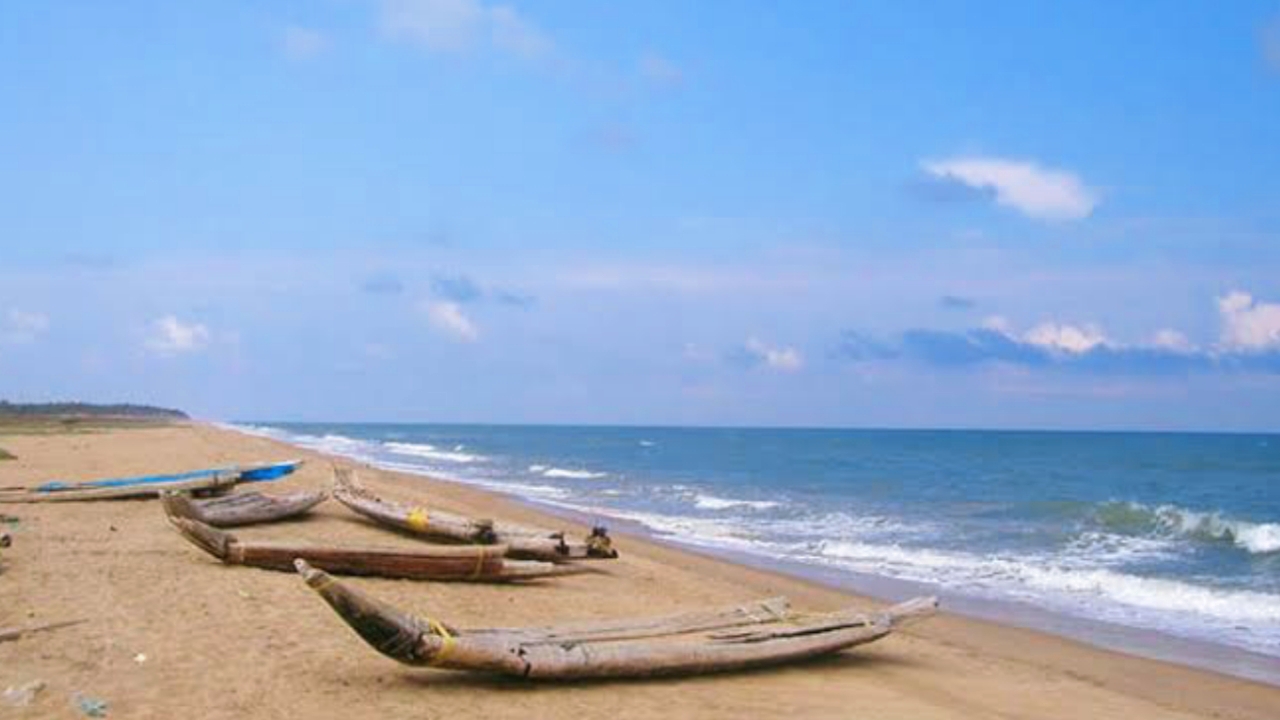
left=1, top=423, right=1277, bottom=719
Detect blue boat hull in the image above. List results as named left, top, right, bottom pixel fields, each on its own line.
left=34, top=460, right=302, bottom=493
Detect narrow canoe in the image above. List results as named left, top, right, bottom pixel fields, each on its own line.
left=161, top=489, right=328, bottom=527
left=169, top=516, right=589, bottom=582
left=26, top=459, right=302, bottom=493
left=332, top=468, right=616, bottom=561
left=0, top=472, right=239, bottom=504
left=295, top=560, right=938, bottom=679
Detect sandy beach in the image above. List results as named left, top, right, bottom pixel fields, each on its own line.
left=1, top=422, right=1277, bottom=720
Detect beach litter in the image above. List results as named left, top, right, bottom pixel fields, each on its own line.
left=73, top=693, right=108, bottom=718
left=3, top=680, right=45, bottom=708
left=133, top=652, right=148, bottom=664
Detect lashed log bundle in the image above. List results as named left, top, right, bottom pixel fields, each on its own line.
left=168, top=517, right=586, bottom=582
left=162, top=489, right=328, bottom=527
left=0, top=472, right=238, bottom=504
left=332, top=468, right=617, bottom=560
left=296, top=560, right=938, bottom=679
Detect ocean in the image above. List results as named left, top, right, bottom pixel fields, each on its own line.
left=234, top=423, right=1280, bottom=681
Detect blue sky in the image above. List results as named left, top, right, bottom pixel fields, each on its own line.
left=2, top=1, right=1280, bottom=430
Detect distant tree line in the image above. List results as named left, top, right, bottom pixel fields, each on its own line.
left=0, top=401, right=188, bottom=419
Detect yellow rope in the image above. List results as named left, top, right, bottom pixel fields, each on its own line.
left=406, top=507, right=430, bottom=533
left=472, top=548, right=487, bottom=579
left=427, top=618, right=455, bottom=665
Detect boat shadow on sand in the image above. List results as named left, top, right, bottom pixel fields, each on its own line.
left=388, top=650, right=933, bottom=690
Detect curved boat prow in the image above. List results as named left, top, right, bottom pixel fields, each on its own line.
left=883, top=596, right=939, bottom=628
left=296, top=559, right=434, bottom=664
left=168, top=515, right=233, bottom=560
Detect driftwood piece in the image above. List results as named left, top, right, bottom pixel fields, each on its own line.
left=0, top=472, right=238, bottom=504
left=168, top=516, right=586, bottom=582
left=162, top=489, right=328, bottom=527
left=332, top=468, right=616, bottom=561
left=0, top=619, right=87, bottom=644
left=296, top=560, right=938, bottom=679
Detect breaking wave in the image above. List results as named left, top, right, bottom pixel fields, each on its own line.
left=693, top=493, right=781, bottom=511
left=384, top=441, right=485, bottom=464
left=529, top=465, right=608, bottom=479
left=1094, top=502, right=1280, bottom=555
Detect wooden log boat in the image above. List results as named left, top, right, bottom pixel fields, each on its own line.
left=0, top=460, right=302, bottom=503
left=295, top=559, right=938, bottom=679
left=0, top=471, right=239, bottom=504
left=332, top=468, right=616, bottom=561
left=161, top=489, right=328, bottom=527
left=169, top=517, right=587, bottom=582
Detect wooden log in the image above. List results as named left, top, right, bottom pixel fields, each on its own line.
left=296, top=560, right=937, bottom=679
left=332, top=468, right=616, bottom=560
left=0, top=472, right=238, bottom=503
left=161, top=489, right=328, bottom=527
left=168, top=517, right=584, bottom=582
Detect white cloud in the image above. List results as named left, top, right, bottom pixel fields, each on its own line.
left=380, top=0, right=551, bottom=58
left=423, top=300, right=479, bottom=342
left=1217, top=291, right=1280, bottom=352
left=282, top=26, right=329, bottom=61
left=743, top=337, right=803, bottom=372
left=981, top=315, right=1011, bottom=333
left=4, top=309, right=50, bottom=344
left=1151, top=329, right=1195, bottom=353
left=639, top=51, right=683, bottom=87
left=146, top=315, right=211, bottom=356
left=922, top=156, right=1099, bottom=221
left=1022, top=322, right=1108, bottom=354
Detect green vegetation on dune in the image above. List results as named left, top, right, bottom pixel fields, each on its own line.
left=0, top=448, right=14, bottom=461
left=0, top=401, right=187, bottom=420
left=0, top=401, right=188, bottom=437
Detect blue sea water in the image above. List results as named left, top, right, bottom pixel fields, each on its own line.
left=236, top=423, right=1280, bottom=673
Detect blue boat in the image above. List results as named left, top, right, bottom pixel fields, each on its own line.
left=30, top=460, right=303, bottom=494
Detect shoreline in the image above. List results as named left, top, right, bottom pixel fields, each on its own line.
left=233, top=421, right=1280, bottom=687
left=518, top=491, right=1280, bottom=687
left=2, top=422, right=1278, bottom=719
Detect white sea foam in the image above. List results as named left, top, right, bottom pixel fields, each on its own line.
left=639, top=440, right=656, bottom=447
left=278, top=431, right=380, bottom=460
left=693, top=494, right=781, bottom=511
left=1060, top=531, right=1179, bottom=567
left=383, top=441, right=485, bottom=464
left=370, top=460, right=573, bottom=500
left=1154, top=505, right=1280, bottom=554
left=547, top=497, right=1280, bottom=655
left=812, top=540, right=1280, bottom=650
left=537, top=467, right=608, bottom=479
left=1100, top=501, right=1280, bottom=555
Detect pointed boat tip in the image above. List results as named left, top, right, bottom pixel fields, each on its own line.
left=885, top=595, right=940, bottom=628
left=167, top=514, right=233, bottom=560
left=294, top=558, right=328, bottom=586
